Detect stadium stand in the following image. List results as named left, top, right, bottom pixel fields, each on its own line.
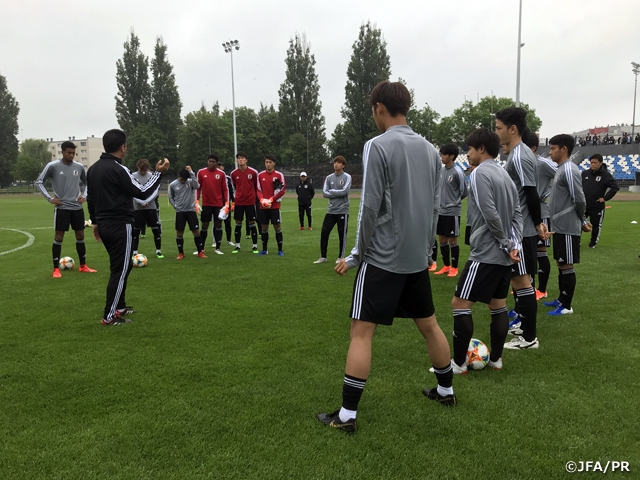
left=577, top=154, right=640, bottom=182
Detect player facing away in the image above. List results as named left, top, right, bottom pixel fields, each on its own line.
left=447, top=128, right=522, bottom=374
left=433, top=144, right=467, bottom=277
left=131, top=159, right=163, bottom=259
left=169, top=167, right=206, bottom=259
left=317, top=81, right=453, bottom=434
left=314, top=156, right=352, bottom=264
left=296, top=171, right=314, bottom=229
left=217, top=162, right=236, bottom=246
left=581, top=154, right=619, bottom=248
left=256, top=154, right=286, bottom=256
left=36, top=140, right=97, bottom=277
left=544, top=135, right=589, bottom=315
left=230, top=152, right=260, bottom=254
left=195, top=155, right=229, bottom=255
left=495, top=107, right=548, bottom=351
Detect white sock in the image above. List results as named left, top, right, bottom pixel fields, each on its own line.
left=236, top=243, right=241, bottom=248
left=339, top=407, right=357, bottom=422
left=253, top=244, right=257, bottom=248
left=437, top=385, right=454, bottom=397
left=156, top=249, right=161, bottom=254
left=132, top=250, right=138, bottom=255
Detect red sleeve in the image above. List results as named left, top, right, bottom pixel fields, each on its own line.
left=256, top=173, right=264, bottom=200
left=272, top=172, right=286, bottom=201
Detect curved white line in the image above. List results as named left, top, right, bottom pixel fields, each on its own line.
left=0, top=228, right=36, bottom=256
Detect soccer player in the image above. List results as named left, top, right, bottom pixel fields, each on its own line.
left=195, top=155, right=229, bottom=255
left=448, top=128, right=522, bottom=374
left=230, top=151, right=260, bottom=254
left=217, top=162, right=236, bottom=246
left=433, top=144, right=467, bottom=277
left=87, top=129, right=169, bottom=326
left=131, top=159, right=163, bottom=259
left=314, top=156, right=352, bottom=264
left=544, top=135, right=589, bottom=315
left=256, top=154, right=286, bottom=256
left=495, top=107, right=548, bottom=351
left=169, top=167, right=206, bottom=259
left=296, top=171, right=314, bottom=230
left=36, top=140, right=97, bottom=277
left=581, top=154, right=619, bottom=248
left=317, top=81, right=452, bottom=434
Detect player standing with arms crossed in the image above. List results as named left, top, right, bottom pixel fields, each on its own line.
left=256, top=154, right=286, bottom=256
left=230, top=152, right=260, bottom=254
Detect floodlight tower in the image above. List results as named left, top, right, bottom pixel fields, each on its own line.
left=223, top=40, right=240, bottom=169
left=632, top=62, right=639, bottom=138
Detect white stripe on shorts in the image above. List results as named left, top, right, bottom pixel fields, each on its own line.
left=352, top=261, right=368, bottom=319
left=459, top=261, right=479, bottom=300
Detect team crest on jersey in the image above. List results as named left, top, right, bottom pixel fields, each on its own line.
left=596, top=176, right=601, bottom=182
left=215, top=174, right=220, bottom=179
left=73, top=170, right=78, bottom=176
left=447, top=175, right=453, bottom=182
left=248, top=174, right=253, bottom=179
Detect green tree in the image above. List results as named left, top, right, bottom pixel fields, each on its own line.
left=178, top=106, right=231, bottom=172
left=12, top=139, right=50, bottom=186
left=258, top=103, right=282, bottom=160
left=278, top=33, right=327, bottom=164
left=125, top=123, right=168, bottom=171
left=0, top=73, right=19, bottom=186
left=115, top=31, right=151, bottom=133
left=408, top=103, right=440, bottom=143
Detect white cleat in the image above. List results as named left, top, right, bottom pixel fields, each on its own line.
left=503, top=336, right=539, bottom=350
left=214, top=249, right=224, bottom=255
left=487, top=358, right=503, bottom=370
left=313, top=257, right=327, bottom=264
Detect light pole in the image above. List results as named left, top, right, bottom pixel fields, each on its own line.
left=515, top=0, right=524, bottom=107
left=632, top=62, right=639, bottom=138
left=222, top=40, right=240, bottom=169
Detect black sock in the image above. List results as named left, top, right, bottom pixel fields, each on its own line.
left=440, top=244, right=450, bottom=267
left=512, top=290, right=519, bottom=315
left=452, top=309, right=473, bottom=367
left=152, top=227, right=161, bottom=251
left=132, top=228, right=141, bottom=252
left=432, top=363, right=453, bottom=389
left=76, top=240, right=86, bottom=266
left=200, top=229, right=208, bottom=248
left=515, top=287, right=537, bottom=341
left=214, top=227, right=223, bottom=250
left=276, top=230, right=283, bottom=252
left=194, top=234, right=204, bottom=253
left=451, top=244, right=459, bottom=269
left=557, top=268, right=565, bottom=305
left=537, top=252, right=550, bottom=292
left=342, top=374, right=366, bottom=411
left=235, top=225, right=242, bottom=244
left=261, top=230, right=269, bottom=251
left=251, top=225, right=258, bottom=246
left=176, top=236, right=184, bottom=254
left=225, top=221, right=232, bottom=242
left=560, top=268, right=576, bottom=309
left=431, top=240, right=438, bottom=263
left=52, top=241, right=62, bottom=269
left=489, top=306, right=509, bottom=361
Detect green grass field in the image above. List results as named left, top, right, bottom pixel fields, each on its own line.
left=1, top=194, right=639, bottom=479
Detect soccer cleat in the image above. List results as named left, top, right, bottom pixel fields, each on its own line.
left=547, top=306, right=573, bottom=316
left=487, top=358, right=503, bottom=370
left=232, top=247, right=241, bottom=254
left=446, top=267, right=458, bottom=277
left=503, top=336, right=539, bottom=350
left=313, top=257, right=327, bottom=264
left=117, top=306, right=137, bottom=315
left=198, top=251, right=208, bottom=258
left=278, top=251, right=284, bottom=257
left=52, top=268, right=62, bottom=278
left=428, top=263, right=437, bottom=272
left=245, top=234, right=250, bottom=239
left=308, top=227, right=312, bottom=230
left=212, top=242, right=216, bottom=247
left=252, top=247, right=259, bottom=254
left=588, top=243, right=596, bottom=248
left=227, top=241, right=235, bottom=246
left=508, top=319, right=523, bottom=336
left=508, top=309, right=519, bottom=320
left=140, top=234, right=145, bottom=239
left=176, top=253, right=185, bottom=260
left=422, top=388, right=457, bottom=406
left=299, top=226, right=304, bottom=230
left=434, top=266, right=451, bottom=275
left=543, top=299, right=561, bottom=308
left=258, top=250, right=268, bottom=255
left=535, top=289, right=548, bottom=301
left=101, top=317, right=132, bottom=326
left=193, top=251, right=198, bottom=255
left=316, top=410, right=357, bottom=433
left=78, top=265, right=97, bottom=273
left=335, top=258, right=342, bottom=264
left=156, top=253, right=164, bottom=259
left=214, top=249, right=224, bottom=255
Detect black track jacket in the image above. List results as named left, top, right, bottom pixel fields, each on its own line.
left=581, top=164, right=619, bottom=212
left=296, top=179, right=315, bottom=206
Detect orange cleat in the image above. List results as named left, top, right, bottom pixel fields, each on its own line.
left=434, top=266, right=451, bottom=275
left=78, top=264, right=97, bottom=273
left=428, top=263, right=437, bottom=272
left=176, top=253, right=185, bottom=260
left=299, top=226, right=304, bottom=230
left=535, top=289, right=548, bottom=301
left=197, top=251, right=208, bottom=258
left=52, top=268, right=62, bottom=278
left=308, top=227, right=313, bottom=230
left=447, top=267, right=459, bottom=277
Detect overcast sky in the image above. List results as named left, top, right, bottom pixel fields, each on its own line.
left=2, top=0, right=639, bottom=146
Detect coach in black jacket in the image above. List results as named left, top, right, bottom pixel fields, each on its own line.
left=581, top=154, right=619, bottom=248
left=87, top=129, right=170, bottom=325
left=296, top=172, right=315, bottom=229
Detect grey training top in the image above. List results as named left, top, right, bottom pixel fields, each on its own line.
left=169, top=172, right=199, bottom=213
left=537, top=155, right=558, bottom=219
left=439, top=163, right=467, bottom=216
left=323, top=171, right=352, bottom=214
left=467, top=160, right=523, bottom=266
left=132, top=171, right=160, bottom=211
left=505, top=142, right=538, bottom=237
left=549, top=160, right=586, bottom=236
left=36, top=160, right=87, bottom=210
left=345, top=125, right=441, bottom=274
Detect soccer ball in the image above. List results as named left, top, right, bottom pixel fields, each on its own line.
left=132, top=253, right=148, bottom=268
left=467, top=338, right=490, bottom=370
left=59, top=256, right=75, bottom=270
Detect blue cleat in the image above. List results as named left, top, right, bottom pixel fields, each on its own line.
left=258, top=250, right=268, bottom=256
left=277, top=251, right=284, bottom=257
left=547, top=306, right=573, bottom=316
left=507, top=309, right=519, bottom=320
left=543, top=299, right=562, bottom=308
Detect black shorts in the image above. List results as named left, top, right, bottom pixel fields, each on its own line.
left=436, top=215, right=460, bottom=237
left=175, top=211, right=199, bottom=232
left=259, top=209, right=281, bottom=225
left=553, top=233, right=580, bottom=265
left=134, top=209, right=160, bottom=230
left=54, top=208, right=84, bottom=232
left=234, top=205, right=257, bottom=222
left=350, top=262, right=435, bottom=325
left=511, top=235, right=538, bottom=277
left=455, top=261, right=512, bottom=303
left=201, top=206, right=222, bottom=223
left=537, top=218, right=550, bottom=248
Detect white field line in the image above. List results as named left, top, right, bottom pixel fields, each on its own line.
left=0, top=228, right=36, bottom=256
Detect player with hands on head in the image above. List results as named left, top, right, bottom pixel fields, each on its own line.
left=169, top=166, right=206, bottom=259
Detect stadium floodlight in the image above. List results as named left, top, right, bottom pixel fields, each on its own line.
left=632, top=62, right=640, bottom=138
left=222, top=40, right=241, bottom=168
left=515, top=0, right=524, bottom=107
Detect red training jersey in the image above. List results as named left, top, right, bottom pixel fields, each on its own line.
left=257, top=169, right=286, bottom=210
left=230, top=166, right=259, bottom=206
left=196, top=167, right=229, bottom=207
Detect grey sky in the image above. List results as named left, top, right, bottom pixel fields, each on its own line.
left=2, top=0, right=639, bottom=146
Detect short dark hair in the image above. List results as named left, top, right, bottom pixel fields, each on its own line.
left=439, top=144, right=459, bottom=157
left=589, top=153, right=603, bottom=163
left=136, top=159, right=150, bottom=170
left=236, top=151, right=247, bottom=159
left=178, top=168, right=189, bottom=180
left=103, top=129, right=127, bottom=154
left=333, top=155, right=346, bottom=166
left=207, top=154, right=219, bottom=162
left=369, top=81, right=411, bottom=117
left=521, top=128, right=539, bottom=149
left=264, top=154, right=277, bottom=163
left=466, top=128, right=500, bottom=158
left=549, top=134, right=575, bottom=156
left=61, top=141, right=76, bottom=151
left=495, top=107, right=527, bottom=136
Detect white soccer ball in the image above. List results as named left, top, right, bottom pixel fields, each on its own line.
left=59, top=256, right=75, bottom=270
left=467, top=338, right=490, bottom=370
left=132, top=253, right=148, bottom=268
